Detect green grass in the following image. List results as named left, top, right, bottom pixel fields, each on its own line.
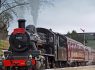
left=86, top=40, right=95, bottom=48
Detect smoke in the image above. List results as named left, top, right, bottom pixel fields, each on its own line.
left=29, top=0, right=54, bottom=26
left=14, top=0, right=54, bottom=26
left=28, top=0, right=40, bottom=26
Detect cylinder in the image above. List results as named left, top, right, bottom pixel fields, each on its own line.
left=18, top=19, right=26, bottom=28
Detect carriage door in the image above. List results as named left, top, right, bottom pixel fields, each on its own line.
left=57, top=35, right=67, bottom=61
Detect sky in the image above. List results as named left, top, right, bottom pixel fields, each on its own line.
left=8, top=0, right=95, bottom=34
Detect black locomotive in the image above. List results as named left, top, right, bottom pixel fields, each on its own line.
left=2, top=19, right=43, bottom=70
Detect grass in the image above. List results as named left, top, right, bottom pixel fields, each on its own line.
left=86, top=40, right=95, bottom=48
left=0, top=40, right=9, bottom=55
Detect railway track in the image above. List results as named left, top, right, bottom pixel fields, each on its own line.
left=45, top=65, right=95, bottom=70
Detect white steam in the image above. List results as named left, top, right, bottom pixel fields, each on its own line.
left=14, top=0, right=54, bottom=26
left=28, top=0, right=40, bottom=26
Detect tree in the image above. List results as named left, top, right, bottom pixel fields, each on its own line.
left=0, top=12, right=13, bottom=39
left=66, top=30, right=87, bottom=44
left=70, top=30, right=79, bottom=41
left=66, top=30, right=79, bottom=41
left=93, top=33, right=95, bottom=40
left=0, top=12, right=13, bottom=28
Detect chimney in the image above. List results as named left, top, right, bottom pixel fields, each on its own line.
left=18, top=19, right=26, bottom=28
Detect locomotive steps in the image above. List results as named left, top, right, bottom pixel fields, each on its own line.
left=45, top=65, right=95, bottom=70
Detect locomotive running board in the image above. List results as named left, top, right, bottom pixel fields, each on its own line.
left=43, top=54, right=54, bottom=57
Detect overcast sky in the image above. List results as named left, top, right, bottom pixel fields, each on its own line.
left=8, top=0, right=95, bottom=34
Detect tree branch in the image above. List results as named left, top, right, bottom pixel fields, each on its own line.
left=0, top=0, right=7, bottom=7
left=6, top=2, right=18, bottom=17
left=0, top=2, right=29, bottom=15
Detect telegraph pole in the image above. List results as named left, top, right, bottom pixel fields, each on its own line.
left=0, top=0, right=1, bottom=8
left=80, top=28, right=85, bottom=46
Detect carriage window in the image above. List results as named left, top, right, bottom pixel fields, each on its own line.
left=49, top=33, right=54, bottom=42
left=59, top=36, right=66, bottom=47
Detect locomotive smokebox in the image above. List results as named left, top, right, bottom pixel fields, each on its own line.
left=18, top=19, right=26, bottom=28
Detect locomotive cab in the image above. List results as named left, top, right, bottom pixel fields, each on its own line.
left=37, top=28, right=57, bottom=68
left=37, top=28, right=55, bottom=55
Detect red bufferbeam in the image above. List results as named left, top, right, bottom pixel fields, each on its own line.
left=2, top=59, right=36, bottom=67
left=3, top=59, right=27, bottom=67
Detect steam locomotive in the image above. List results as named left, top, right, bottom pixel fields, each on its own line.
left=1, top=19, right=95, bottom=70
left=2, top=19, right=44, bottom=70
